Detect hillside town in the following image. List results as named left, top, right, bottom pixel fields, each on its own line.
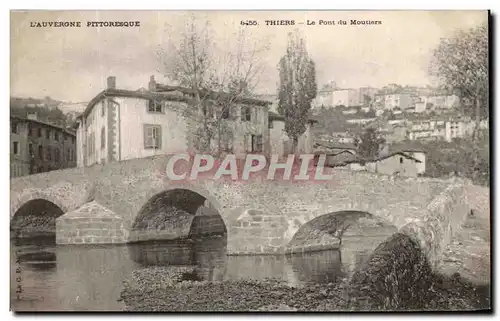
left=9, top=10, right=490, bottom=313
left=10, top=78, right=489, bottom=184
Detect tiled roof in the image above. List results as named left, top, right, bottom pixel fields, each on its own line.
left=79, top=86, right=273, bottom=122
left=154, top=84, right=272, bottom=107
left=10, top=116, right=76, bottom=137
left=314, top=141, right=357, bottom=150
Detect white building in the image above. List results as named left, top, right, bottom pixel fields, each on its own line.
left=75, top=76, right=192, bottom=167
left=75, top=76, right=272, bottom=167
left=384, top=94, right=412, bottom=110
left=268, top=112, right=315, bottom=156
left=312, top=90, right=334, bottom=109
left=426, top=94, right=461, bottom=109
left=331, top=89, right=360, bottom=107
left=415, top=101, right=427, bottom=113
left=346, top=117, right=377, bottom=125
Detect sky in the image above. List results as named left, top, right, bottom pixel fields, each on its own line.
left=11, top=10, right=488, bottom=103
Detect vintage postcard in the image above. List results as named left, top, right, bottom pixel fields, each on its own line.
left=10, top=10, right=490, bottom=312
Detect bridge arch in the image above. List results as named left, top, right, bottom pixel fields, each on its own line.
left=287, top=211, right=397, bottom=248
left=11, top=189, right=69, bottom=219
left=10, top=197, right=67, bottom=239
left=129, top=184, right=228, bottom=243
left=285, top=210, right=399, bottom=277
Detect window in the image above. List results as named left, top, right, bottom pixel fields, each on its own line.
left=101, top=127, right=106, bottom=149
left=28, top=123, right=33, bottom=136
left=268, top=120, right=274, bottom=129
left=11, top=123, right=18, bottom=134
left=147, top=100, right=163, bottom=113
left=12, top=142, right=19, bottom=155
left=47, top=146, right=52, bottom=161
left=87, top=132, right=95, bottom=157
left=251, top=135, right=263, bottom=153
left=38, top=145, right=44, bottom=160
left=66, top=149, right=71, bottom=162
left=54, top=148, right=60, bottom=162
left=46, top=129, right=51, bottom=139
left=221, top=132, right=234, bottom=153
left=144, top=125, right=161, bottom=149
left=241, top=106, right=251, bottom=122
left=28, top=143, right=33, bottom=156
left=203, top=105, right=214, bottom=118
left=101, top=101, right=106, bottom=117
left=37, top=127, right=42, bottom=138
left=400, top=157, right=404, bottom=164
left=55, top=131, right=59, bottom=142
left=221, top=107, right=230, bottom=119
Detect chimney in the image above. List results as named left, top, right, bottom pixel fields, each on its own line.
left=27, top=111, right=38, bottom=121
left=107, top=76, right=116, bottom=89
left=148, top=75, right=156, bottom=91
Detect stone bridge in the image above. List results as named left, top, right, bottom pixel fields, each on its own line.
left=10, top=154, right=477, bottom=269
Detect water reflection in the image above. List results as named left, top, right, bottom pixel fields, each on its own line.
left=11, top=235, right=376, bottom=311
left=287, top=250, right=344, bottom=284
left=128, top=237, right=354, bottom=286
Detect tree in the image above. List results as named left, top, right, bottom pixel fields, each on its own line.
left=157, top=14, right=270, bottom=155
left=430, top=23, right=488, bottom=140
left=357, top=127, right=386, bottom=160
left=277, top=30, right=317, bottom=154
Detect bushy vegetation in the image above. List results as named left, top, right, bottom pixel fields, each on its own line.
left=393, top=131, right=489, bottom=186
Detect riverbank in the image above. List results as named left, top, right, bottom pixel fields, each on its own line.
left=119, top=263, right=490, bottom=311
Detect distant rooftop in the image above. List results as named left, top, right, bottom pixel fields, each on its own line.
left=10, top=115, right=76, bottom=137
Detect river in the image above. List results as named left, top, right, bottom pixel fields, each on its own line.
left=10, top=234, right=390, bottom=311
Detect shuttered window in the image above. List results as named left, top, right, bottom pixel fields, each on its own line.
left=54, top=148, right=60, bottom=162
left=101, top=127, right=106, bottom=149
left=251, top=135, right=263, bottom=153
left=144, top=125, right=162, bottom=149
left=147, top=100, right=163, bottom=113
left=241, top=106, right=251, bottom=121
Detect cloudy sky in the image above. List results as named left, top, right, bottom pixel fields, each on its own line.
left=11, top=10, right=487, bottom=102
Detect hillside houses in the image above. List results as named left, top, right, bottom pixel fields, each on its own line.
left=312, top=140, right=426, bottom=178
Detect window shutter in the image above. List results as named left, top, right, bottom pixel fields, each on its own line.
left=157, top=126, right=162, bottom=149
left=244, top=134, right=249, bottom=152
left=143, top=125, right=148, bottom=148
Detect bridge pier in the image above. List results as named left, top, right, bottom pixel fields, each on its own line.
left=55, top=201, right=128, bottom=245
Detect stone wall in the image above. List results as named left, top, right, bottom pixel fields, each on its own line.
left=56, top=201, right=127, bottom=245
left=399, top=180, right=470, bottom=269
left=11, top=154, right=481, bottom=263
left=189, top=206, right=226, bottom=238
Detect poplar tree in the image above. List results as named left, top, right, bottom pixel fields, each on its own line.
left=277, top=31, right=317, bottom=154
